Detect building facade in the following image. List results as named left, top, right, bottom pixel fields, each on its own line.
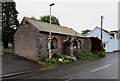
left=86, top=27, right=119, bottom=52
left=14, top=17, right=101, bottom=61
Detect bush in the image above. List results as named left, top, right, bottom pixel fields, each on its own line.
left=40, top=52, right=106, bottom=65
left=77, top=51, right=106, bottom=60
left=94, top=51, right=106, bottom=57
left=77, top=52, right=97, bottom=60
left=40, top=54, right=77, bottom=65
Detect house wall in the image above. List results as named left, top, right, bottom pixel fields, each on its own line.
left=86, top=27, right=118, bottom=52
left=106, top=39, right=119, bottom=52
left=86, top=27, right=112, bottom=43
left=14, top=23, right=39, bottom=61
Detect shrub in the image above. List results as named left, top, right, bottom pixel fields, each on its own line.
left=40, top=54, right=77, bottom=65
left=94, top=51, right=106, bottom=57
left=77, top=52, right=96, bottom=60
left=40, top=52, right=106, bottom=65
left=77, top=51, right=105, bottom=60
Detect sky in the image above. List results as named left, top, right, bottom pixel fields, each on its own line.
left=14, top=0, right=119, bottom=33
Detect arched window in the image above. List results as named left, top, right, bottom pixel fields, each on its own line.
left=51, top=37, right=58, bottom=50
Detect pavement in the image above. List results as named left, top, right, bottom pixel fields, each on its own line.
left=2, top=53, right=49, bottom=77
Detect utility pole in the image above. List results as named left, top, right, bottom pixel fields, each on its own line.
left=101, top=16, right=104, bottom=40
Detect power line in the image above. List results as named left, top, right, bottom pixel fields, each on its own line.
left=103, top=17, right=118, bottom=26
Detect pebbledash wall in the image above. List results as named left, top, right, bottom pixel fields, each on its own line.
left=14, top=18, right=92, bottom=62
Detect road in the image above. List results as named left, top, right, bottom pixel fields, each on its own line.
left=4, top=52, right=119, bottom=80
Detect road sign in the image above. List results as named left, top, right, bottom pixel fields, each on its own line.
left=48, top=35, right=52, bottom=40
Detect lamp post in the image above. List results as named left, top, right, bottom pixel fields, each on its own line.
left=48, top=3, right=55, bottom=59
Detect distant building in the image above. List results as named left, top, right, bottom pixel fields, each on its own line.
left=14, top=17, right=102, bottom=61
left=86, top=27, right=119, bottom=52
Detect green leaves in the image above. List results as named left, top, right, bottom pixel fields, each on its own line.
left=40, top=54, right=76, bottom=65
left=40, top=15, right=60, bottom=26
left=77, top=51, right=106, bottom=60
left=81, top=29, right=91, bottom=36
left=2, top=2, right=19, bottom=48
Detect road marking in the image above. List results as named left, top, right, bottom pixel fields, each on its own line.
left=65, top=78, right=72, bottom=81
left=91, top=64, right=111, bottom=73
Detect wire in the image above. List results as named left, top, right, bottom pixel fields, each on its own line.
left=103, top=17, right=118, bottom=26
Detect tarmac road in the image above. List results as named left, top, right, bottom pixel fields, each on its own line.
left=2, top=54, right=47, bottom=75
left=4, top=52, right=119, bottom=80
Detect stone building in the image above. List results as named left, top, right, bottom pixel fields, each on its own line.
left=14, top=17, right=93, bottom=61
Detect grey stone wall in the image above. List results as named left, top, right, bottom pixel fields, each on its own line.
left=37, top=33, right=62, bottom=59
left=14, top=23, right=39, bottom=61
left=70, top=38, right=91, bottom=56
left=37, top=32, right=49, bottom=58
left=79, top=38, right=91, bottom=52
left=14, top=22, right=92, bottom=62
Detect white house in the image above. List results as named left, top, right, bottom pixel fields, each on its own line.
left=86, top=27, right=119, bottom=52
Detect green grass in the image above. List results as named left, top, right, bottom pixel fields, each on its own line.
left=77, top=51, right=106, bottom=60
left=4, top=48, right=14, bottom=51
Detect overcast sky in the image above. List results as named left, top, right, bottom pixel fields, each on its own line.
left=14, top=0, right=119, bottom=33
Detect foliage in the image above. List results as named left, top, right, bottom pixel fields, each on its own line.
left=40, top=51, right=106, bottom=65
left=77, top=51, right=106, bottom=60
left=81, top=29, right=91, bottom=36
left=90, top=37, right=103, bottom=52
left=2, top=27, right=15, bottom=48
left=77, top=52, right=98, bottom=60
left=4, top=47, right=14, bottom=51
left=2, top=1, right=19, bottom=48
left=40, top=54, right=77, bottom=65
left=94, top=51, right=106, bottom=57
left=40, top=15, right=60, bottom=26
left=110, top=30, right=118, bottom=33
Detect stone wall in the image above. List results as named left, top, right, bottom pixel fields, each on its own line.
left=79, top=38, right=91, bottom=52
left=14, top=23, right=39, bottom=61
left=70, top=38, right=91, bottom=56
left=37, top=32, right=64, bottom=59
left=14, top=22, right=92, bottom=62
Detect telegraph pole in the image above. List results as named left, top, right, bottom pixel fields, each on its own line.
left=101, top=16, right=104, bottom=40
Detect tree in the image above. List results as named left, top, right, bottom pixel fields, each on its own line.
left=110, top=30, right=118, bottom=33
left=81, top=29, right=91, bottom=36
left=40, top=15, right=60, bottom=25
left=2, top=1, right=19, bottom=48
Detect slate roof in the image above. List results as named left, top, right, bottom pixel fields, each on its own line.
left=25, top=17, right=83, bottom=37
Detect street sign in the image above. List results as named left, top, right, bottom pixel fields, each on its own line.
left=48, top=35, right=52, bottom=40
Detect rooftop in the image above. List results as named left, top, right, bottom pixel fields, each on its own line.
left=24, top=17, right=83, bottom=37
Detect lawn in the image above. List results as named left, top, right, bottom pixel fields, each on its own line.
left=4, top=48, right=14, bottom=51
